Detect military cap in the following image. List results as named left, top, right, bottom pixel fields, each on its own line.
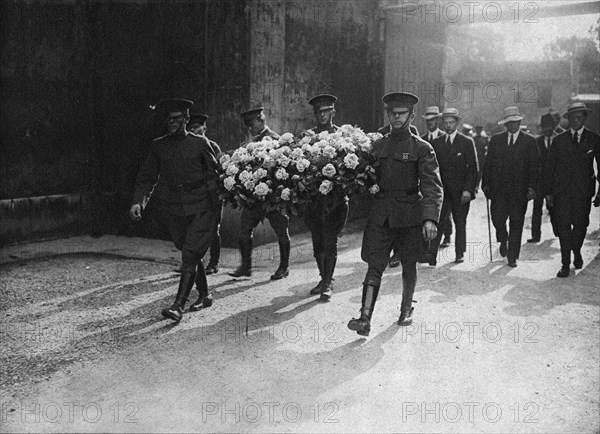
left=189, top=113, right=209, bottom=124
left=382, top=92, right=419, bottom=109
left=309, top=94, right=337, bottom=110
left=155, top=98, right=194, bottom=113
left=562, top=101, right=592, bottom=119
left=422, top=106, right=441, bottom=119
left=498, top=106, right=523, bottom=125
left=240, top=107, right=264, bottom=126
left=540, top=113, right=555, bottom=129
left=441, top=107, right=462, bottom=120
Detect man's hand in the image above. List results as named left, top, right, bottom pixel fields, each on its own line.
left=526, top=188, right=535, bottom=201
left=461, top=190, right=472, bottom=204
left=593, top=195, right=600, bottom=207
left=422, top=220, right=438, bottom=242
left=545, top=195, right=553, bottom=208
left=129, top=204, right=142, bottom=221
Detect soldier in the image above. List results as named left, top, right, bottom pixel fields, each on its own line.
left=528, top=113, right=556, bottom=243
left=187, top=113, right=223, bottom=274
left=544, top=102, right=600, bottom=277
left=348, top=92, right=443, bottom=336
left=482, top=107, right=539, bottom=267
left=303, top=94, right=348, bottom=300
left=472, top=125, right=489, bottom=192
left=229, top=107, right=291, bottom=280
left=426, top=108, right=478, bottom=264
left=130, top=99, right=221, bottom=321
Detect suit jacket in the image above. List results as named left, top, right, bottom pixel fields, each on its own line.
left=544, top=128, right=600, bottom=199
left=482, top=131, right=540, bottom=201
left=431, top=132, right=479, bottom=197
left=421, top=129, right=445, bottom=144
left=534, top=134, right=553, bottom=174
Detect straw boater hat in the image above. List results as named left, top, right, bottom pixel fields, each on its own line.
left=498, top=106, right=524, bottom=125
left=441, top=107, right=462, bottom=120
left=422, top=106, right=441, bottom=120
left=562, top=102, right=592, bottom=119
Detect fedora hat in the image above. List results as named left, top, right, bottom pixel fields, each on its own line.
left=422, top=106, right=441, bottom=120
left=441, top=107, right=462, bottom=120
left=498, top=106, right=524, bottom=125
left=562, top=102, right=592, bottom=119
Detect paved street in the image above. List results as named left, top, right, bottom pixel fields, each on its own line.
left=1, top=195, right=599, bottom=433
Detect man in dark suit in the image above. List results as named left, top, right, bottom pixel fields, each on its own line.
left=426, top=108, right=478, bottom=264
left=528, top=113, right=556, bottom=243
left=544, top=102, right=600, bottom=277
left=482, top=107, right=540, bottom=267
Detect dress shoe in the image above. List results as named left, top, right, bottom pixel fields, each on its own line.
left=418, top=254, right=437, bottom=266
left=398, top=307, right=414, bottom=326
left=389, top=259, right=400, bottom=268
left=454, top=255, right=464, bottom=264
left=440, top=237, right=451, bottom=248
left=499, top=242, right=508, bottom=257
left=557, top=266, right=570, bottom=278
left=270, top=267, right=289, bottom=280
left=320, top=283, right=332, bottom=301
left=205, top=264, right=219, bottom=275
left=161, top=305, right=183, bottom=322
left=189, top=295, right=213, bottom=311
left=229, top=267, right=251, bottom=278
left=508, top=260, right=517, bottom=268
left=347, top=315, right=370, bottom=336
left=573, top=253, right=583, bottom=269
left=309, top=281, right=324, bottom=295
left=527, top=237, right=540, bottom=243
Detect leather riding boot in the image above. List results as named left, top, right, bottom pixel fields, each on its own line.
left=320, top=255, right=336, bottom=301
left=347, top=284, right=379, bottom=336
left=309, top=253, right=325, bottom=295
left=398, top=271, right=416, bottom=326
left=190, top=262, right=213, bottom=311
left=229, top=238, right=252, bottom=277
left=271, top=239, right=290, bottom=280
left=162, top=270, right=196, bottom=322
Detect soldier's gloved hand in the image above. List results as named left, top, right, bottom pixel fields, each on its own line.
left=460, top=190, right=472, bottom=204
left=545, top=195, right=553, bottom=208
left=593, top=195, right=600, bottom=207
left=129, top=204, right=142, bottom=221
left=526, top=188, right=536, bottom=201
left=422, top=220, right=438, bottom=242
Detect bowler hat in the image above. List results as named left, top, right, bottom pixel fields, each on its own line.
left=498, top=106, right=524, bottom=125
left=562, top=102, right=592, bottom=119
left=382, top=92, right=419, bottom=109
left=155, top=98, right=194, bottom=113
left=309, top=94, right=337, bottom=110
left=441, top=107, right=462, bottom=120
left=422, top=106, right=441, bottom=120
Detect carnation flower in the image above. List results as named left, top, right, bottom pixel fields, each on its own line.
left=254, top=182, right=270, bottom=197
left=319, top=180, right=333, bottom=195
left=225, top=163, right=239, bottom=176
left=280, top=188, right=291, bottom=200
left=343, top=153, right=360, bottom=170
left=369, top=184, right=380, bottom=195
left=275, top=168, right=289, bottom=180
left=223, top=176, right=236, bottom=191
left=322, top=163, right=336, bottom=178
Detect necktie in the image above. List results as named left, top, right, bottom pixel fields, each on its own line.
left=429, top=134, right=433, bottom=143
left=546, top=137, right=550, bottom=148
left=573, top=132, right=578, bottom=144
left=508, top=134, right=513, bottom=147
left=446, top=136, right=451, bottom=147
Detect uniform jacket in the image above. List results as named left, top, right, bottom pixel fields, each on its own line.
left=243, top=126, right=280, bottom=145
left=306, top=124, right=339, bottom=135
left=482, top=131, right=540, bottom=200
left=544, top=128, right=600, bottom=198
left=378, top=124, right=419, bottom=137
left=431, top=132, right=479, bottom=197
left=132, top=131, right=219, bottom=216
left=370, top=128, right=443, bottom=228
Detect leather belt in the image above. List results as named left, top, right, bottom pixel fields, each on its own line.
left=374, top=187, right=419, bottom=200
left=170, top=177, right=213, bottom=192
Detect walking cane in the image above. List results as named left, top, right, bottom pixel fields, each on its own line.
left=486, top=198, right=493, bottom=262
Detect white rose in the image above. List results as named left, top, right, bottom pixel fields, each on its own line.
left=369, top=184, right=380, bottom=195
left=277, top=155, right=291, bottom=167
left=254, top=182, right=270, bottom=197
left=322, top=145, right=336, bottom=159
left=280, top=188, right=291, bottom=200
left=238, top=170, right=252, bottom=183
left=244, top=180, right=256, bottom=191
left=278, top=132, right=294, bottom=145
left=253, top=168, right=268, bottom=180
left=295, top=158, right=310, bottom=173
left=223, top=176, right=236, bottom=191
left=343, top=153, right=360, bottom=169
left=319, top=180, right=333, bottom=195
left=225, top=163, right=239, bottom=176
left=291, top=148, right=304, bottom=159
left=275, top=168, right=289, bottom=180
left=322, top=163, right=336, bottom=178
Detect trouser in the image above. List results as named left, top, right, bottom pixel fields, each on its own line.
left=552, top=194, right=592, bottom=266
left=240, top=207, right=290, bottom=242
left=530, top=195, right=547, bottom=240
left=490, top=193, right=528, bottom=261
left=429, top=190, right=471, bottom=258
left=304, top=200, right=349, bottom=258
left=208, top=202, right=223, bottom=265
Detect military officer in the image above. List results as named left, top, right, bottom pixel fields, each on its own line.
left=229, top=107, right=291, bottom=280
left=528, top=113, right=556, bottom=243
left=188, top=113, right=223, bottom=275
left=426, top=108, right=479, bottom=264
left=130, top=99, right=221, bottom=322
left=482, top=107, right=539, bottom=267
left=348, top=92, right=443, bottom=336
left=303, top=94, right=348, bottom=300
left=544, top=102, right=600, bottom=277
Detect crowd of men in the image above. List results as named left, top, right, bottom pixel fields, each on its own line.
left=130, top=93, right=599, bottom=336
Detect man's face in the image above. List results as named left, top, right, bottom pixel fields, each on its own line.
left=568, top=111, right=587, bottom=131
left=387, top=107, right=414, bottom=130
left=505, top=121, right=521, bottom=134
left=249, top=117, right=265, bottom=135
left=442, top=116, right=458, bottom=134
left=426, top=118, right=438, bottom=132
left=189, top=122, right=207, bottom=135
left=475, top=127, right=483, bottom=135
left=315, top=107, right=335, bottom=126
left=166, top=111, right=187, bottom=134
left=542, top=126, right=554, bottom=137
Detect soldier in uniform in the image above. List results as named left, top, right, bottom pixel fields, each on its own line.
left=528, top=113, right=556, bottom=243
left=482, top=107, right=539, bottom=267
left=348, top=92, right=443, bottom=336
left=188, top=113, right=223, bottom=274
left=544, top=102, right=600, bottom=277
left=229, top=107, right=291, bottom=280
left=426, top=108, right=478, bottom=264
left=130, top=99, right=221, bottom=321
left=303, top=94, right=348, bottom=300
